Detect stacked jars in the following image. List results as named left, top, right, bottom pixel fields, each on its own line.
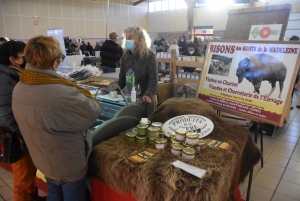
left=170, top=128, right=207, bottom=159
left=135, top=119, right=151, bottom=145
left=127, top=120, right=167, bottom=149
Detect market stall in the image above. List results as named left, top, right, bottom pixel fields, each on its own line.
left=88, top=98, right=262, bottom=201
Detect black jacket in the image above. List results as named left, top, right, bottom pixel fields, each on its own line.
left=178, top=40, right=187, bottom=53
left=100, top=40, right=123, bottom=68
left=86, top=45, right=94, bottom=55
left=94, top=45, right=101, bottom=51
left=0, top=65, right=21, bottom=133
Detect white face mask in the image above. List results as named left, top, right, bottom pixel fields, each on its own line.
left=188, top=50, right=194, bottom=54
left=181, top=39, right=184, bottom=42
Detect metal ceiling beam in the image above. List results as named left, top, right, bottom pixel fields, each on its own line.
left=134, top=0, right=147, bottom=6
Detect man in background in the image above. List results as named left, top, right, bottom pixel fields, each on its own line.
left=100, top=32, right=123, bottom=73
left=80, top=41, right=87, bottom=54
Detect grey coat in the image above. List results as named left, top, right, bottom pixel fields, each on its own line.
left=119, top=50, right=158, bottom=99
left=12, top=66, right=101, bottom=182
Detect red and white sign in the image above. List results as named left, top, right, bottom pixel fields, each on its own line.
left=248, top=24, right=282, bottom=41
left=34, top=20, right=38, bottom=25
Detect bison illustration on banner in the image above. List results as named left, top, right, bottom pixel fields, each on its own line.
left=236, top=53, right=287, bottom=98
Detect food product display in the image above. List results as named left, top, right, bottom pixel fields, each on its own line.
left=182, top=147, right=196, bottom=160
left=148, top=137, right=157, bottom=145
left=185, top=132, right=198, bottom=146
left=148, top=126, right=160, bottom=137
left=171, top=144, right=184, bottom=156
left=137, top=124, right=148, bottom=135
left=126, top=132, right=137, bottom=142
left=195, top=140, right=207, bottom=152
left=175, top=128, right=187, bottom=141
left=136, top=135, right=147, bottom=145
left=155, top=138, right=167, bottom=150
left=151, top=122, right=163, bottom=132
left=127, top=117, right=230, bottom=161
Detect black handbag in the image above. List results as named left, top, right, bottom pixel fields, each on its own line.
left=0, top=130, right=24, bottom=163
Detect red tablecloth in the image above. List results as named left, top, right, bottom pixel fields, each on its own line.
left=92, top=178, right=245, bottom=201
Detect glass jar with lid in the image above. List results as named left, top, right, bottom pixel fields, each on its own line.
left=182, top=147, right=196, bottom=159
left=171, top=144, right=184, bottom=156
left=185, top=132, right=198, bottom=146
left=155, top=138, right=167, bottom=150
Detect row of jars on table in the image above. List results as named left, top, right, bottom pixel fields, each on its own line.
left=126, top=120, right=207, bottom=160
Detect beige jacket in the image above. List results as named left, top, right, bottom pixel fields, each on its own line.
left=12, top=66, right=101, bottom=182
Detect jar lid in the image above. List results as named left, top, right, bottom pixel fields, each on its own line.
left=171, top=138, right=181, bottom=144
left=182, top=141, right=194, bottom=148
left=132, top=128, right=138, bottom=133
left=171, top=143, right=184, bottom=150
left=137, top=124, right=148, bottom=129
left=170, top=133, right=176, bottom=138
left=136, top=135, right=147, bottom=140
left=126, top=132, right=137, bottom=138
left=148, top=126, right=160, bottom=132
left=198, top=140, right=206, bottom=145
left=140, top=120, right=151, bottom=125
left=155, top=138, right=167, bottom=144
left=148, top=136, right=157, bottom=141
left=186, top=132, right=198, bottom=139
left=159, top=131, right=165, bottom=134
left=175, top=128, right=187, bottom=135
left=152, top=122, right=163, bottom=127
left=182, top=147, right=196, bottom=155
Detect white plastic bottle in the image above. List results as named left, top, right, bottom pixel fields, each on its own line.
left=131, top=86, right=137, bottom=102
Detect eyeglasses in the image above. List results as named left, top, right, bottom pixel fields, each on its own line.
left=61, top=55, right=65, bottom=62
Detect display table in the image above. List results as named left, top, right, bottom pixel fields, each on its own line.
left=66, top=55, right=85, bottom=66
left=89, top=98, right=261, bottom=201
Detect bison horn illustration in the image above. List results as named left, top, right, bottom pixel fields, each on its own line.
left=236, top=54, right=287, bottom=98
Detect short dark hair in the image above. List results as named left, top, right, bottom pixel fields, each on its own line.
left=109, top=32, right=116, bottom=39
left=187, top=42, right=196, bottom=48
left=0, top=37, right=8, bottom=42
left=290, top=35, right=300, bottom=41
left=0, top=41, right=26, bottom=66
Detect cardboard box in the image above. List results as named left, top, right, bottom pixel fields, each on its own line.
left=157, top=83, right=173, bottom=104
left=157, top=83, right=199, bottom=104
left=219, top=111, right=251, bottom=127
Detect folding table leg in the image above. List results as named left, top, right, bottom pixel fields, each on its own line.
left=246, top=123, right=262, bottom=201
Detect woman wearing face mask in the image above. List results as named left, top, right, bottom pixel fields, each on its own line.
left=0, top=41, right=47, bottom=201
left=178, top=35, right=187, bottom=54
left=119, top=26, right=158, bottom=106
left=182, top=42, right=201, bottom=72
left=12, top=36, right=101, bottom=201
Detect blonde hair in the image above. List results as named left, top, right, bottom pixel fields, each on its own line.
left=172, top=39, right=178, bottom=45
left=122, top=26, right=151, bottom=59
left=25, top=35, right=63, bottom=69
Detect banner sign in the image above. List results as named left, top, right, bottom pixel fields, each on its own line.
left=248, top=24, right=282, bottom=41
left=197, top=41, right=300, bottom=126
